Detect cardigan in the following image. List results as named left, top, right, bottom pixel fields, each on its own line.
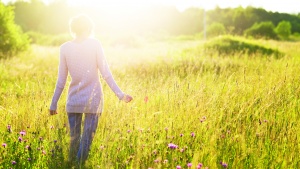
left=50, top=38, right=124, bottom=113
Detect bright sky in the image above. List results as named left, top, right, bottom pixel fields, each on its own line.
left=3, top=0, right=300, bottom=14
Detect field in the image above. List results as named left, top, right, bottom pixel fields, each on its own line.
left=1, top=36, right=300, bottom=169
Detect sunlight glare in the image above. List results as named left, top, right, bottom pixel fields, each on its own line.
left=66, top=0, right=205, bottom=11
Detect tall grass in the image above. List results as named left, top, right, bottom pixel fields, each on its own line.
left=1, top=37, right=300, bottom=168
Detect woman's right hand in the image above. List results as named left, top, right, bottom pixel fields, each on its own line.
left=122, top=94, right=133, bottom=103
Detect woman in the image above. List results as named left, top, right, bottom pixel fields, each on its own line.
left=49, top=14, right=132, bottom=166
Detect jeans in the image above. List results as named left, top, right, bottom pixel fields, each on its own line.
left=67, top=113, right=99, bottom=165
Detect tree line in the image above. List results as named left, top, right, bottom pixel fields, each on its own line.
left=7, top=0, right=300, bottom=38
left=1, top=0, right=300, bottom=57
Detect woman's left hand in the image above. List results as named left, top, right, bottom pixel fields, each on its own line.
left=49, top=109, right=58, bottom=115
left=122, top=94, right=133, bottom=103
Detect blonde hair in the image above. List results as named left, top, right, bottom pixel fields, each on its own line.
left=69, top=14, right=94, bottom=38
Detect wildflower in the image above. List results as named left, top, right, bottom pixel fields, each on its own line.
left=20, top=131, right=26, bottom=136
left=197, top=163, right=203, bottom=169
left=180, top=133, right=183, bottom=137
left=28, top=158, right=31, bottom=161
left=176, top=166, right=181, bottom=169
left=50, top=126, right=54, bottom=129
left=127, top=130, right=131, bottom=133
left=187, top=163, right=192, bottom=168
left=54, top=140, right=57, bottom=143
left=165, top=127, right=168, bottom=131
left=25, top=145, right=31, bottom=150
left=18, top=137, right=23, bottom=142
left=180, top=148, right=184, bottom=153
left=222, top=163, right=228, bottom=168
left=191, top=132, right=195, bottom=137
left=42, top=150, right=46, bottom=155
left=2, top=143, right=7, bottom=148
left=154, top=159, right=159, bottom=163
left=39, top=137, right=43, bottom=141
left=168, top=143, right=178, bottom=149
left=144, top=96, right=149, bottom=103
left=220, top=162, right=228, bottom=168
left=12, top=161, right=16, bottom=165
left=7, top=125, right=11, bottom=132
left=163, top=159, right=168, bottom=164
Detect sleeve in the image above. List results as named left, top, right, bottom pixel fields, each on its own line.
left=96, top=42, right=124, bottom=100
left=50, top=47, right=68, bottom=110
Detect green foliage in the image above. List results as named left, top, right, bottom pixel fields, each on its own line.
left=275, top=21, right=292, bottom=40
left=0, top=2, right=29, bottom=58
left=206, top=22, right=226, bottom=38
left=178, top=8, right=204, bottom=34
left=26, top=31, right=71, bottom=46
left=244, top=21, right=278, bottom=39
left=207, top=6, right=300, bottom=35
left=290, top=32, right=300, bottom=41
left=13, top=0, right=71, bottom=34
left=231, top=7, right=259, bottom=34
left=204, top=35, right=282, bottom=57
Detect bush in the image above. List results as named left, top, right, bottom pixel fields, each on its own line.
left=204, top=35, right=282, bottom=57
left=244, top=22, right=278, bottom=39
left=206, top=22, right=226, bottom=38
left=275, top=21, right=292, bottom=40
left=0, top=2, right=29, bottom=58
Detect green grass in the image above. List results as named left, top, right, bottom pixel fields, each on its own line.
left=1, top=36, right=300, bottom=168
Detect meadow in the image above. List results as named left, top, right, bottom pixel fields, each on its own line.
left=1, top=36, right=300, bottom=169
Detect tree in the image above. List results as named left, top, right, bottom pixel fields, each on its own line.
left=0, top=2, right=29, bottom=58
left=206, top=22, right=226, bottom=38
left=231, top=6, right=258, bottom=34
left=244, top=21, right=278, bottom=39
left=275, top=20, right=291, bottom=39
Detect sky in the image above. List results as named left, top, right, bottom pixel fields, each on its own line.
left=2, top=0, right=300, bottom=14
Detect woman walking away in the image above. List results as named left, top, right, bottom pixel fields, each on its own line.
left=49, top=14, right=133, bottom=167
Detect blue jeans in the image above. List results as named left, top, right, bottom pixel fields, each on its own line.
left=67, top=113, right=99, bottom=165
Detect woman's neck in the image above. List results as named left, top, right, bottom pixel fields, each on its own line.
left=73, top=35, right=89, bottom=43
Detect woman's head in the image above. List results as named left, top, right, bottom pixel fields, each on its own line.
left=69, top=14, right=94, bottom=38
